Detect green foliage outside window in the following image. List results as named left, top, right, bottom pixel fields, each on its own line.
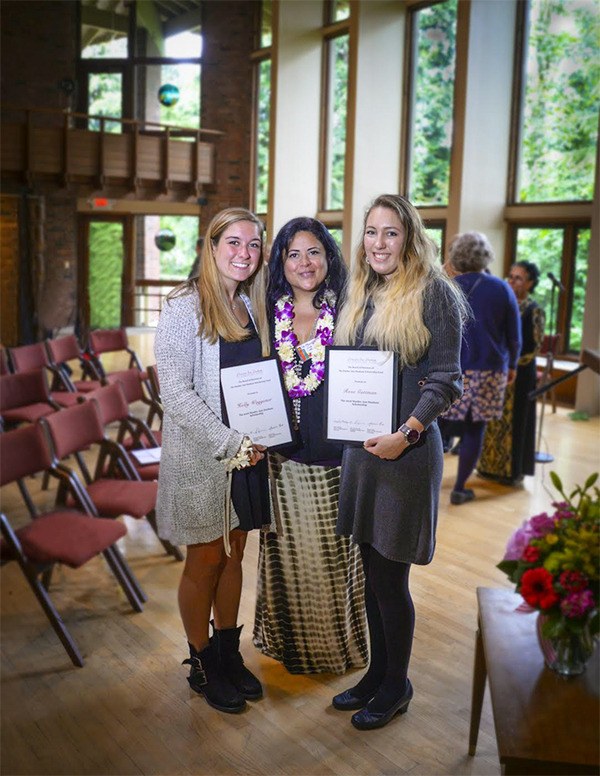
left=410, top=0, right=457, bottom=207
left=88, top=72, right=122, bottom=133
left=256, top=59, right=271, bottom=213
left=159, top=63, right=200, bottom=129
left=89, top=222, right=124, bottom=329
left=519, top=0, right=600, bottom=202
left=326, top=35, right=349, bottom=210
left=514, top=227, right=591, bottom=353
left=157, top=216, right=200, bottom=278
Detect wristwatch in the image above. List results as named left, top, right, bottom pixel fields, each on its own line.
left=398, top=423, right=421, bottom=445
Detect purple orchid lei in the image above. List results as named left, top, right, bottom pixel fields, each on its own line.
left=273, top=293, right=336, bottom=398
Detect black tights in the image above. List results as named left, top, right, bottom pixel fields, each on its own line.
left=455, top=419, right=486, bottom=492
left=351, top=544, right=414, bottom=712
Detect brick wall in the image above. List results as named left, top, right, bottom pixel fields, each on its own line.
left=200, top=1, right=256, bottom=226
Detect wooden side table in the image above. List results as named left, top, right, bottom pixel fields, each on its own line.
left=469, top=587, right=599, bottom=775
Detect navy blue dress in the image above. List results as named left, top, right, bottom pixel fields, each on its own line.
left=219, top=324, right=271, bottom=532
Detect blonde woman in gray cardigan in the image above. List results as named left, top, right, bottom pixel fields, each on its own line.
left=155, top=207, right=271, bottom=714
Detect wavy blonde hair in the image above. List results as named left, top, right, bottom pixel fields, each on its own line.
left=167, top=207, right=270, bottom=356
left=336, top=194, right=464, bottom=366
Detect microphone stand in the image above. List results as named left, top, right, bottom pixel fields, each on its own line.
left=535, top=280, right=559, bottom=464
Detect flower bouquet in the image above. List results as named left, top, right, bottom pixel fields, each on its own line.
left=497, top=472, right=599, bottom=676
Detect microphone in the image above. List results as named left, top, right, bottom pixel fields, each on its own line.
left=547, top=272, right=565, bottom=292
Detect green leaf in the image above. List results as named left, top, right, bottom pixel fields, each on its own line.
left=550, top=470, right=564, bottom=493
left=584, top=472, right=599, bottom=490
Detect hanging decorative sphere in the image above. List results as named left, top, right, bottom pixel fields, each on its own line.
left=158, top=83, right=180, bottom=107
left=155, top=229, right=176, bottom=251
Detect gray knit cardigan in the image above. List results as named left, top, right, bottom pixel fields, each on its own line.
left=154, top=288, right=252, bottom=545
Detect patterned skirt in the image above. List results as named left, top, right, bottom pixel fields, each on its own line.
left=253, top=454, right=368, bottom=675
left=442, top=369, right=508, bottom=422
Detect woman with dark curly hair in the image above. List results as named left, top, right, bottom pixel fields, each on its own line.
left=439, top=231, right=522, bottom=505
left=253, top=217, right=368, bottom=675
left=478, top=260, right=546, bottom=485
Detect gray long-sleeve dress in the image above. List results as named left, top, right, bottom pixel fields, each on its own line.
left=336, top=277, right=463, bottom=565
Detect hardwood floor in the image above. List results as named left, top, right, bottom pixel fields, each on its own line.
left=1, top=332, right=598, bottom=776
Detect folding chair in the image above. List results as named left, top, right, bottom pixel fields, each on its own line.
left=106, top=368, right=162, bottom=437
left=0, top=424, right=145, bottom=667
left=84, top=382, right=161, bottom=482
left=40, top=399, right=182, bottom=561
left=86, top=328, right=144, bottom=379
left=45, top=334, right=102, bottom=393
left=145, top=364, right=163, bottom=429
left=7, top=342, right=84, bottom=408
left=0, top=346, right=10, bottom=376
left=0, top=370, right=60, bottom=429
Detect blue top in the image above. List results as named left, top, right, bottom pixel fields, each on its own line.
left=455, top=272, right=522, bottom=372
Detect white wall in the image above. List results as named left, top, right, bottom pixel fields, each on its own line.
left=270, top=0, right=323, bottom=234
left=458, top=0, right=517, bottom=273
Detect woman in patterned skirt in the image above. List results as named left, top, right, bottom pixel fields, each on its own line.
left=253, top=217, right=368, bottom=674
left=439, top=231, right=522, bottom=505
left=478, top=261, right=545, bottom=485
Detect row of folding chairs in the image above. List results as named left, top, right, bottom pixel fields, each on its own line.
left=0, top=328, right=146, bottom=404
left=0, top=366, right=173, bottom=668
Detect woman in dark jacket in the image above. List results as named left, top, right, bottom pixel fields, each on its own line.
left=440, top=231, right=522, bottom=504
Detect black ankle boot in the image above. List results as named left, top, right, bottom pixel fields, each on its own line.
left=212, top=622, right=263, bottom=700
left=182, top=642, right=246, bottom=713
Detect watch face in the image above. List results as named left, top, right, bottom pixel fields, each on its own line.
left=403, top=426, right=420, bottom=444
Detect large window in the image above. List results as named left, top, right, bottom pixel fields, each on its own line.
left=322, top=33, right=349, bottom=211
left=405, top=0, right=458, bottom=207
left=515, top=0, right=600, bottom=203
left=507, top=0, right=598, bottom=360
left=251, top=1, right=272, bottom=217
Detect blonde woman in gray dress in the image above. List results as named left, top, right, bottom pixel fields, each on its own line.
left=155, top=207, right=271, bottom=714
left=333, top=195, right=465, bottom=730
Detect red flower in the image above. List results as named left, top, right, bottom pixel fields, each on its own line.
left=522, top=545, right=541, bottom=563
left=559, top=570, right=587, bottom=592
left=520, top=568, right=559, bottom=610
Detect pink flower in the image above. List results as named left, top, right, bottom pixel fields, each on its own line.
left=528, top=513, right=556, bottom=537
left=560, top=589, right=595, bottom=619
left=504, top=525, right=534, bottom=560
left=559, top=570, right=588, bottom=593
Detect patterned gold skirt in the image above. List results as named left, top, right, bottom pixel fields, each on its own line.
left=252, top=454, right=368, bottom=674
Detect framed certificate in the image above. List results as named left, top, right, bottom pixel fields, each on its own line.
left=220, top=357, right=295, bottom=451
left=324, top=347, right=398, bottom=444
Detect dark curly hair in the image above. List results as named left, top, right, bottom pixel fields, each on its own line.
left=267, top=217, right=347, bottom=316
left=514, top=260, right=541, bottom=292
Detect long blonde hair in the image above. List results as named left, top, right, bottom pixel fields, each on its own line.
left=336, top=194, right=464, bottom=366
left=167, top=207, right=270, bottom=356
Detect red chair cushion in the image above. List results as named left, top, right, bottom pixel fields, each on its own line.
left=51, top=392, right=81, bottom=408
left=1, top=404, right=55, bottom=423
left=1, top=512, right=126, bottom=567
left=73, top=380, right=102, bottom=393
left=85, top=480, right=158, bottom=518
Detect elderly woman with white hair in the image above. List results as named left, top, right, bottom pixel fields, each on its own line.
left=440, top=231, right=522, bottom=505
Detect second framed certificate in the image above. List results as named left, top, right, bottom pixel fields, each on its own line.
left=324, top=347, right=398, bottom=444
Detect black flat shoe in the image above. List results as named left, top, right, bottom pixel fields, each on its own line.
left=332, top=688, right=375, bottom=711
left=351, top=680, right=413, bottom=730
left=450, top=488, right=475, bottom=505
